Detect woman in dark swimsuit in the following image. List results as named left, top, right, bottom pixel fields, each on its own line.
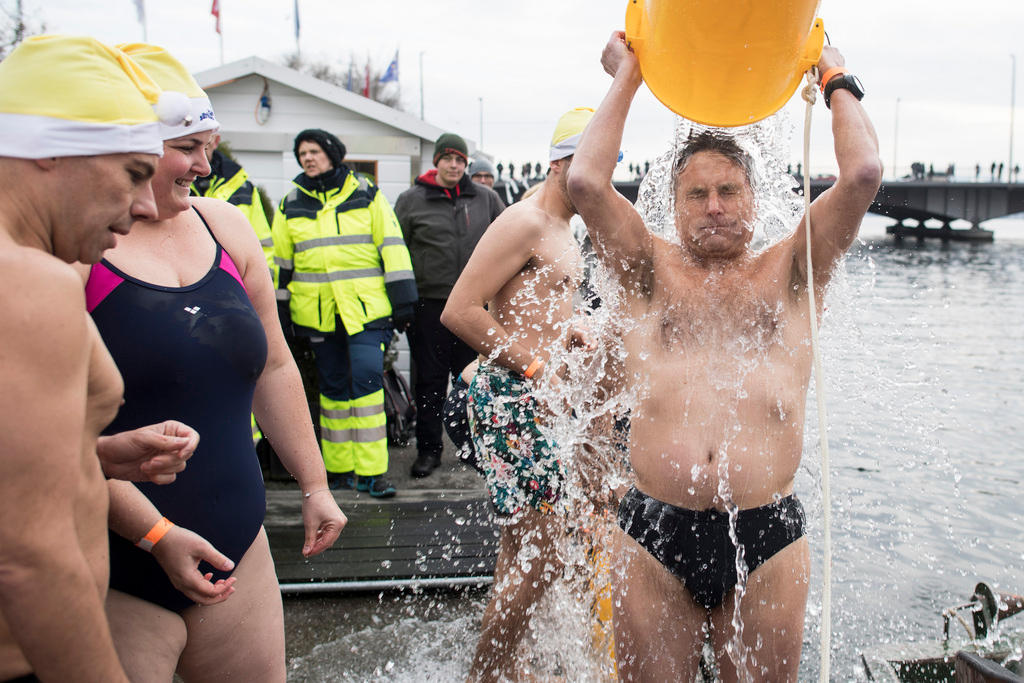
left=84, top=45, right=346, bottom=682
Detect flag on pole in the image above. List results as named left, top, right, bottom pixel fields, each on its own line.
left=362, top=64, right=370, bottom=97
left=379, top=51, right=399, bottom=83
left=294, top=0, right=300, bottom=43
left=133, top=0, right=145, bottom=25
left=211, top=0, right=221, bottom=35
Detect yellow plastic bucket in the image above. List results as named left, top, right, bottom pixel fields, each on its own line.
left=625, top=0, right=825, bottom=127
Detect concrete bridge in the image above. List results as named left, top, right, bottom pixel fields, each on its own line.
left=807, top=179, right=1024, bottom=242
left=495, top=179, right=1024, bottom=241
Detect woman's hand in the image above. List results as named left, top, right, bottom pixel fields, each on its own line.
left=300, top=489, right=347, bottom=558
left=97, top=421, right=199, bottom=484
left=150, top=526, right=237, bottom=605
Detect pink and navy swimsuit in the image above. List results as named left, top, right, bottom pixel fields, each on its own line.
left=87, top=208, right=268, bottom=613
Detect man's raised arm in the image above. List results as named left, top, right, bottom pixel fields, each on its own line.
left=567, top=31, right=654, bottom=286
left=799, top=46, right=883, bottom=291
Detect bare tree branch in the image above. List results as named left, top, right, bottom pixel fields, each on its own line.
left=282, top=52, right=404, bottom=110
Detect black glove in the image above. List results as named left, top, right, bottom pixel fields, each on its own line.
left=391, top=304, right=415, bottom=333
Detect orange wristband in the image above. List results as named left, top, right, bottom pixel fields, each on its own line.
left=819, top=66, right=849, bottom=93
left=136, top=517, right=174, bottom=552
left=524, top=357, right=544, bottom=379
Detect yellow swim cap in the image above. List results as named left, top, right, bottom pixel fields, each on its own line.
left=0, top=35, right=169, bottom=158
left=549, top=107, right=595, bottom=161
left=119, top=43, right=220, bottom=141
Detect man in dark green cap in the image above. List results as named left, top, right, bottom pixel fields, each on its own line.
left=395, top=132, right=504, bottom=478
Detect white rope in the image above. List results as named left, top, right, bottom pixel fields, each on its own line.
left=800, top=67, right=833, bottom=683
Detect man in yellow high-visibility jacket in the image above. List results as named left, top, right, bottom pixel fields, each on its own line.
left=191, top=134, right=276, bottom=283
left=273, top=129, right=417, bottom=497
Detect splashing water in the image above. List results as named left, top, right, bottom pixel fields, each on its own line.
left=285, top=216, right=1024, bottom=680
left=636, top=113, right=804, bottom=252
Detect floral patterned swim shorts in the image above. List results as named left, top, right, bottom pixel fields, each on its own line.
left=467, top=362, right=564, bottom=521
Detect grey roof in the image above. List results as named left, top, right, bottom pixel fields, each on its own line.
left=194, top=56, right=463, bottom=149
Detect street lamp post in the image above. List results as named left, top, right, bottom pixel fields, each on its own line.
left=893, top=97, right=900, bottom=180
left=1010, top=54, right=1016, bottom=184
left=478, top=97, right=484, bottom=151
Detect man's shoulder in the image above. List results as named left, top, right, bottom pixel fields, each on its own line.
left=473, top=183, right=502, bottom=202
left=483, top=203, right=566, bottom=261
left=394, top=183, right=428, bottom=210
left=1, top=246, right=80, bottom=292
left=755, top=234, right=801, bottom=275
left=0, top=247, right=84, bottom=339
left=489, top=199, right=545, bottom=231
left=396, top=183, right=426, bottom=200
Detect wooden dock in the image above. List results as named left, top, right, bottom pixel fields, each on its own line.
left=265, top=488, right=500, bottom=592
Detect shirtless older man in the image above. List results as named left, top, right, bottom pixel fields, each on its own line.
left=441, top=108, right=596, bottom=682
left=567, top=33, right=882, bottom=680
left=0, top=36, right=198, bottom=681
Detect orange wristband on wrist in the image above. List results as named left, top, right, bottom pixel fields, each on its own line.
left=524, top=357, right=544, bottom=379
left=136, top=517, right=174, bottom=552
left=819, top=66, right=849, bottom=93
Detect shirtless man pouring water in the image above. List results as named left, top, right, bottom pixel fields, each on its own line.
left=566, top=32, right=881, bottom=680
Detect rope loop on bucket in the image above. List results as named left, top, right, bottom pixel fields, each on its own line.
left=800, top=65, right=833, bottom=683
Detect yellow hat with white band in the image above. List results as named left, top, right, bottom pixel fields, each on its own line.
left=549, top=107, right=596, bottom=162
left=118, top=43, right=220, bottom=141
left=0, top=35, right=190, bottom=158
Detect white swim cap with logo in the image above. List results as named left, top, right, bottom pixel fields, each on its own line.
left=0, top=35, right=191, bottom=158
left=118, top=43, right=220, bottom=141
left=549, top=107, right=596, bottom=162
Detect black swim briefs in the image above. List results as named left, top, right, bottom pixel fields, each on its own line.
left=617, top=486, right=806, bottom=610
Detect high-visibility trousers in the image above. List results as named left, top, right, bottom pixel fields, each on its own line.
left=310, top=327, right=391, bottom=476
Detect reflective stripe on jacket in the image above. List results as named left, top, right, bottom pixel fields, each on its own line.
left=272, top=165, right=417, bottom=335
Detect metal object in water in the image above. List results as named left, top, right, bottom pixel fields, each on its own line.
left=861, top=582, right=1024, bottom=682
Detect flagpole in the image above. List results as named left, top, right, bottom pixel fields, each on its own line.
left=135, top=0, right=147, bottom=42
left=294, top=0, right=301, bottom=59
left=419, top=51, right=425, bottom=119
left=211, top=0, right=223, bottom=64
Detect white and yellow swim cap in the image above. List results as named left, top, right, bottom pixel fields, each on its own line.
left=0, top=35, right=189, bottom=158
left=118, top=43, right=220, bottom=141
left=550, top=107, right=595, bottom=161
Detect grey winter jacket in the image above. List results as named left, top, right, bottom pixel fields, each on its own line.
left=394, top=170, right=504, bottom=300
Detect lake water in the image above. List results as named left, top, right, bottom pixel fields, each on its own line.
left=283, top=214, right=1024, bottom=681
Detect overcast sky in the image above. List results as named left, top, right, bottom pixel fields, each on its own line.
left=22, top=0, right=1024, bottom=179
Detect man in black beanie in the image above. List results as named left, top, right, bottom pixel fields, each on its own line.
left=395, top=132, right=504, bottom=478
left=272, top=129, right=418, bottom=498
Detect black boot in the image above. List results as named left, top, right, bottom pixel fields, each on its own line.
left=328, top=471, right=355, bottom=490
left=410, top=453, right=441, bottom=478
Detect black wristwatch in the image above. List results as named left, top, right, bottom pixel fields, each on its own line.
left=824, top=73, right=865, bottom=109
